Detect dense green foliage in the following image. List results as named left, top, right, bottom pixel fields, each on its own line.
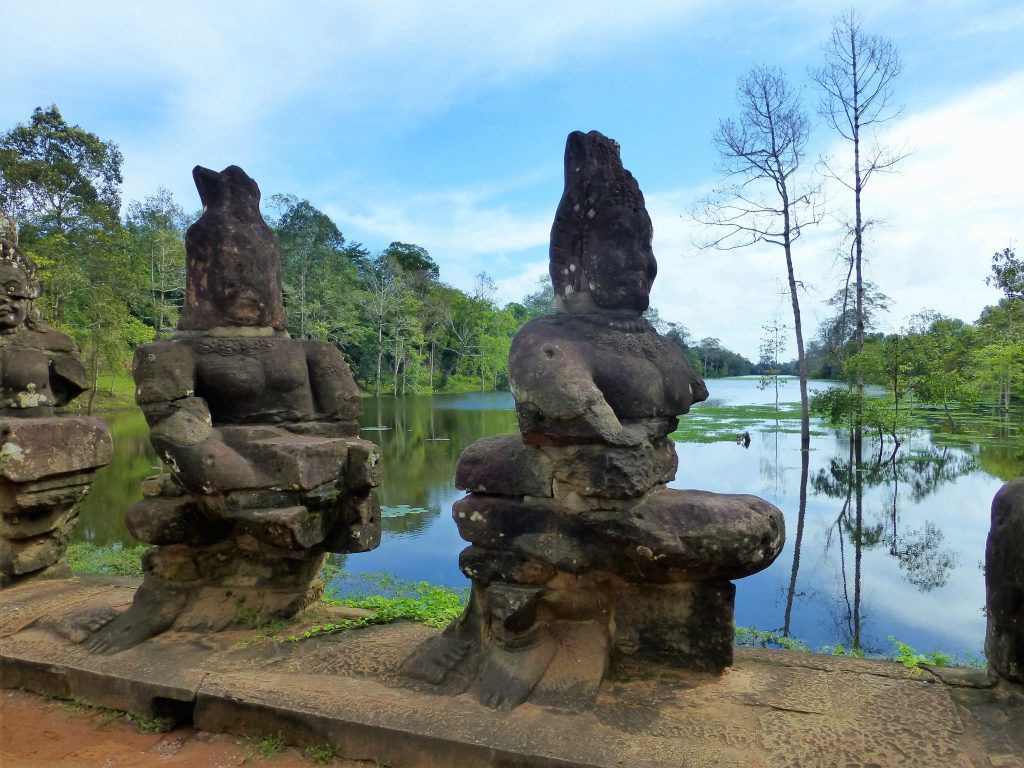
left=805, top=284, right=1024, bottom=431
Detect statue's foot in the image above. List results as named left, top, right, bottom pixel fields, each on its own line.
left=81, top=585, right=188, bottom=655
left=401, top=631, right=475, bottom=686
left=400, top=602, right=485, bottom=692
left=471, top=628, right=557, bottom=710
left=43, top=605, right=120, bottom=644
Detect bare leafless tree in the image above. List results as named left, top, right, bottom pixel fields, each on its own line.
left=811, top=9, right=908, bottom=443
left=695, top=65, right=822, bottom=449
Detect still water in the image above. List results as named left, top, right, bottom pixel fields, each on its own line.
left=75, top=381, right=1021, bottom=659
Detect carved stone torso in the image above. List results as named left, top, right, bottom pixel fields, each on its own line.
left=189, top=336, right=315, bottom=424
left=0, top=327, right=88, bottom=416
left=509, top=315, right=708, bottom=422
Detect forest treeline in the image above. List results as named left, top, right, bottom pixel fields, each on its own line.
left=1, top=105, right=1020, bottom=407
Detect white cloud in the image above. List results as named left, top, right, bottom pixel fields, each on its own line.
left=643, top=69, right=1024, bottom=359
left=848, top=70, right=1024, bottom=330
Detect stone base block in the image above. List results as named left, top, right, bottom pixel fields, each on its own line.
left=0, top=417, right=111, bottom=482
left=613, top=580, right=736, bottom=673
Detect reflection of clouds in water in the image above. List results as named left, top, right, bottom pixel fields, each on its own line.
left=698, top=411, right=995, bottom=657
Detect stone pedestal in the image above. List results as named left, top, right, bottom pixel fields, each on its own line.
left=123, top=429, right=382, bottom=632
left=0, top=417, right=112, bottom=586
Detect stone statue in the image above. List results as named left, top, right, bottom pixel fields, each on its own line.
left=73, top=166, right=381, bottom=653
left=986, top=476, right=1023, bottom=685
left=401, top=131, right=785, bottom=710
left=1, top=215, right=112, bottom=586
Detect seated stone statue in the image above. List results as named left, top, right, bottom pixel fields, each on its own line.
left=70, top=166, right=381, bottom=653
left=0, top=216, right=111, bottom=586
left=401, top=131, right=785, bottom=710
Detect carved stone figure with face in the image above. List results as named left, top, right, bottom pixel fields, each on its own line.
left=1, top=215, right=111, bottom=587
left=0, top=263, right=32, bottom=331
left=0, top=218, right=89, bottom=416
left=66, top=166, right=381, bottom=655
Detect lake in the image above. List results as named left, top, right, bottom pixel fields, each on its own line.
left=74, top=379, right=1022, bottom=660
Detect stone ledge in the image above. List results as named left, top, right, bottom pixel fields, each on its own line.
left=1, top=575, right=1020, bottom=768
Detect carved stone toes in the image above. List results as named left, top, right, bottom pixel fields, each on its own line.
left=470, top=628, right=558, bottom=711
left=41, top=605, right=120, bottom=644
left=81, top=583, right=189, bottom=655
left=400, top=634, right=473, bottom=686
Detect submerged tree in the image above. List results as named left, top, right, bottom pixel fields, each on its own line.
left=696, top=65, right=821, bottom=449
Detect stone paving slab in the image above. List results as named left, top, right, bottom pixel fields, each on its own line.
left=1, top=576, right=1022, bottom=767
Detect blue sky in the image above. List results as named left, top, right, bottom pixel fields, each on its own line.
left=4, top=1, right=1022, bottom=358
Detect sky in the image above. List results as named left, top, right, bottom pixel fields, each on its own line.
left=3, top=0, right=1022, bottom=359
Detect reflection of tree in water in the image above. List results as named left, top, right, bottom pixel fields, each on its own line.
left=381, top=505, right=436, bottom=536
left=759, top=427, right=787, bottom=498
left=362, top=394, right=518, bottom=533
left=895, top=522, right=957, bottom=591
left=74, top=412, right=159, bottom=546
left=790, top=440, right=974, bottom=648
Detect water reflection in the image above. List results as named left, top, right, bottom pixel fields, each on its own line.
left=74, top=385, right=1015, bottom=657
left=74, top=411, right=159, bottom=545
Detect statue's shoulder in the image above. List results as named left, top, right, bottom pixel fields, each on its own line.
left=133, top=339, right=195, bottom=377
left=513, top=315, right=572, bottom=342
left=10, top=325, right=78, bottom=354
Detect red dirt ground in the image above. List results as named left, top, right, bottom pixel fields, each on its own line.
left=0, top=689, right=373, bottom=767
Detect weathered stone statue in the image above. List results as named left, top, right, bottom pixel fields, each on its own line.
left=75, top=166, right=381, bottom=653
left=986, top=476, right=1024, bottom=685
left=401, top=131, right=785, bottom=709
left=0, top=216, right=112, bottom=586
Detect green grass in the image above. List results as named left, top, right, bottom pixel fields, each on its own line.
left=734, top=626, right=985, bottom=669
left=58, top=698, right=174, bottom=733
left=305, top=744, right=339, bottom=764
left=67, top=542, right=146, bottom=577
left=247, top=731, right=286, bottom=760
left=288, top=578, right=467, bottom=643
left=67, top=545, right=465, bottom=639
left=62, top=373, right=140, bottom=414
left=671, top=402, right=826, bottom=444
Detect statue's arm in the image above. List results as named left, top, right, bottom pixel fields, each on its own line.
left=134, top=342, right=264, bottom=492
left=48, top=352, right=89, bottom=406
left=509, top=330, right=644, bottom=446
left=303, top=340, right=361, bottom=421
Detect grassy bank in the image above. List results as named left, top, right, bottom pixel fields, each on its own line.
left=63, top=374, right=139, bottom=414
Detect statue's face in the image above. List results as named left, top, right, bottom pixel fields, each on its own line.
left=0, top=264, right=31, bottom=330
left=581, top=207, right=656, bottom=313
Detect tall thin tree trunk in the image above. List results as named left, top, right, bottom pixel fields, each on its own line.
left=429, top=341, right=435, bottom=394
left=86, top=341, right=100, bottom=415
left=851, top=23, right=866, bottom=457
left=784, top=236, right=810, bottom=452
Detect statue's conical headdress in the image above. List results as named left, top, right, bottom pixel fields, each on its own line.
left=0, top=215, right=40, bottom=298
left=180, top=165, right=286, bottom=331
left=549, top=130, right=655, bottom=313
